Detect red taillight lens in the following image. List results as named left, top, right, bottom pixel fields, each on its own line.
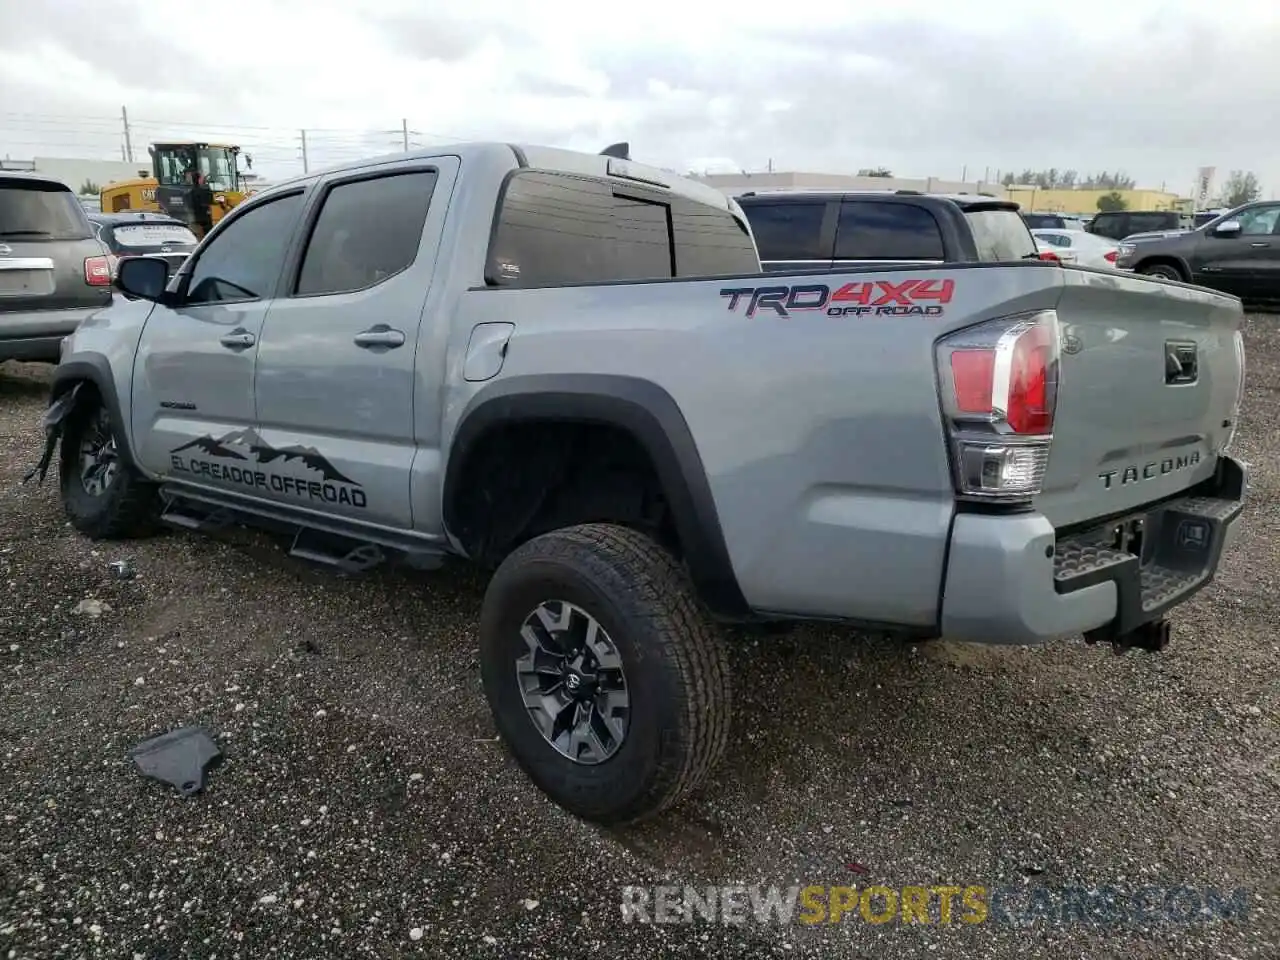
left=1006, top=322, right=1054, bottom=434
left=950, top=349, right=995, bottom=413
left=1104, top=250, right=1118, bottom=263
left=1038, top=250, right=1060, bottom=262
left=84, top=256, right=112, bottom=286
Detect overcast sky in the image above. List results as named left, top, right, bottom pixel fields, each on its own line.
left=2, top=0, right=1278, bottom=197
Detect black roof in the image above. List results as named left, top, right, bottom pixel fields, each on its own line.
left=736, top=189, right=1020, bottom=213
left=88, top=211, right=188, bottom=227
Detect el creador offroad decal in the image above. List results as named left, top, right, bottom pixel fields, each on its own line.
left=169, top=429, right=367, bottom=508
left=720, top=278, right=956, bottom=319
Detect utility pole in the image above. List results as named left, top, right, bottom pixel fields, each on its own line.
left=300, top=129, right=309, bottom=173
left=402, top=118, right=409, bottom=152
left=121, top=105, right=134, bottom=163
left=961, top=165, right=967, bottom=182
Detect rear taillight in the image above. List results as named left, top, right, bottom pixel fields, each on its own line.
left=84, top=256, right=112, bottom=286
left=1104, top=250, right=1118, bottom=264
left=936, top=310, right=1060, bottom=502
left=1037, top=250, right=1060, bottom=262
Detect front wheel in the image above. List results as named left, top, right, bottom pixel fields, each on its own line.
left=479, top=523, right=731, bottom=825
left=59, top=397, right=159, bottom=540
left=1140, top=262, right=1185, bottom=282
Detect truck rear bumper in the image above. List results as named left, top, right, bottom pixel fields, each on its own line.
left=940, top=456, right=1247, bottom=645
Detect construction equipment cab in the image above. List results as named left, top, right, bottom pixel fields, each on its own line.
left=99, top=142, right=249, bottom=234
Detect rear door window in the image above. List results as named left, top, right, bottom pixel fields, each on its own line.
left=295, top=170, right=438, bottom=296
left=835, top=201, right=944, bottom=260
left=965, top=209, right=1038, bottom=261
left=0, top=179, right=92, bottom=240
left=488, top=171, right=672, bottom=286
left=739, top=200, right=827, bottom=261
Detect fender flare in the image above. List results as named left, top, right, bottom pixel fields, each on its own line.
left=49, top=354, right=140, bottom=470
left=444, top=373, right=751, bottom=619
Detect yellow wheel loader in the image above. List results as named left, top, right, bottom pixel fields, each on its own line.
left=100, top=142, right=251, bottom=237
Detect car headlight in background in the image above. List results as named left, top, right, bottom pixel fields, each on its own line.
left=1117, top=243, right=1136, bottom=258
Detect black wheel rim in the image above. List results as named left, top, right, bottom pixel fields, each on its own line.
left=515, top=600, right=630, bottom=765
left=79, top=408, right=119, bottom=498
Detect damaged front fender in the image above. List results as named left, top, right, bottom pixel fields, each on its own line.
left=22, top=382, right=84, bottom=485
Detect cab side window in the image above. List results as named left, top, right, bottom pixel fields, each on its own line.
left=185, top=191, right=304, bottom=304
left=295, top=170, right=438, bottom=297
left=1235, top=205, right=1280, bottom=236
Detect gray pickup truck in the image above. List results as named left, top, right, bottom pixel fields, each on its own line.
left=29, top=142, right=1248, bottom=825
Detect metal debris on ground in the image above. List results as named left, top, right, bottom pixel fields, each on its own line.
left=109, top=559, right=136, bottom=580
left=127, top=727, right=223, bottom=797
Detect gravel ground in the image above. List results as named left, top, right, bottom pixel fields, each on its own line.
left=1, top=319, right=1277, bottom=960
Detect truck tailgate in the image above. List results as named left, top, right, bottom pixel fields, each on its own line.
left=1037, top=269, right=1245, bottom=529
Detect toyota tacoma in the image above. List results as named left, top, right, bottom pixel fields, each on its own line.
left=28, top=142, right=1248, bottom=825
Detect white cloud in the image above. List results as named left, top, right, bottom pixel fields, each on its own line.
left=1, top=0, right=1278, bottom=195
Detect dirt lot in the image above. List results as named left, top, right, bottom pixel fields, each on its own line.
left=1, top=322, right=1277, bottom=960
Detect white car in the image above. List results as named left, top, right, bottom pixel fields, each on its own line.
left=1031, top=228, right=1121, bottom=268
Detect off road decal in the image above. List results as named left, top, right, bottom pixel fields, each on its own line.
left=720, top=279, right=955, bottom=319
left=169, top=429, right=367, bottom=508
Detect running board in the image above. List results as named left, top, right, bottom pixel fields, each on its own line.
left=159, top=484, right=447, bottom=573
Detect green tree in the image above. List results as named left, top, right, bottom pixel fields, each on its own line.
left=1219, top=170, right=1261, bottom=208
left=79, top=179, right=101, bottom=196
left=1097, top=191, right=1128, bottom=212
left=857, top=167, right=893, bottom=177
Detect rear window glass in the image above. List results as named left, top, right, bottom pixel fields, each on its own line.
left=0, top=180, right=92, bottom=240
left=965, top=209, right=1037, bottom=261
left=111, top=223, right=199, bottom=248
left=835, top=201, right=944, bottom=260
left=1023, top=214, right=1066, bottom=229
left=488, top=171, right=758, bottom=286
left=740, top=201, right=827, bottom=261
left=671, top=199, right=759, bottom=277
left=489, top=171, right=671, bottom=286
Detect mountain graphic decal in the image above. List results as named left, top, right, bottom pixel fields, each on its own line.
left=169, top=430, right=357, bottom=485
left=171, top=435, right=248, bottom=460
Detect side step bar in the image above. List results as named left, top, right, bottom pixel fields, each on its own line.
left=159, top=484, right=447, bottom=574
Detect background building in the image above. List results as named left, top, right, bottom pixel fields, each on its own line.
left=691, top=170, right=1188, bottom=214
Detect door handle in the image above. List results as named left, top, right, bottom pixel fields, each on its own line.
left=1250, top=241, right=1270, bottom=248
left=219, top=329, right=256, bottom=350
left=353, top=324, right=405, bottom=349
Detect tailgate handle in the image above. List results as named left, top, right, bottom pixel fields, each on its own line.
left=1165, top=340, right=1198, bottom=385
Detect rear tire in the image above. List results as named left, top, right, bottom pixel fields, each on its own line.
left=479, top=523, right=731, bottom=825
left=59, top=397, right=159, bottom=540
left=1139, top=262, right=1185, bottom=282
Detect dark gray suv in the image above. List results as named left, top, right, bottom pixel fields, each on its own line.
left=1, top=173, right=112, bottom=363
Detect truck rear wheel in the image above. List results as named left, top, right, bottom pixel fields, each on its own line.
left=59, top=398, right=158, bottom=540
left=479, top=523, right=731, bottom=825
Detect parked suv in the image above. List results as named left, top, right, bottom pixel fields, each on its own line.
left=1, top=173, right=112, bottom=363
left=31, top=143, right=1246, bottom=826
left=89, top=212, right=199, bottom=280
left=1087, top=210, right=1192, bottom=241
left=735, top=189, right=1037, bottom=270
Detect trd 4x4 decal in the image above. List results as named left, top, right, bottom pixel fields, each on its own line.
left=169, top=429, right=367, bottom=508
left=720, top=279, right=955, bottom=319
